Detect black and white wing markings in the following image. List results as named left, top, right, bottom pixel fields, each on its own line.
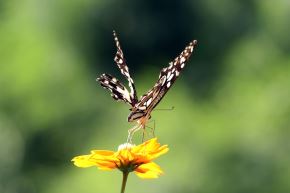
left=96, top=31, right=138, bottom=106
left=97, top=31, right=197, bottom=124
left=113, top=31, right=138, bottom=105
left=128, top=40, right=197, bottom=121
left=97, top=73, right=133, bottom=105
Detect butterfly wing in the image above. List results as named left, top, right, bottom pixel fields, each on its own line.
left=97, top=73, right=133, bottom=105
left=113, top=31, right=138, bottom=105
left=128, top=40, right=197, bottom=121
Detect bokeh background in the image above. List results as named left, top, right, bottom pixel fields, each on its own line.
left=1, top=0, right=290, bottom=193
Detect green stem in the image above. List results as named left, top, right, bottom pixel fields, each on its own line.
left=120, top=172, right=129, bottom=193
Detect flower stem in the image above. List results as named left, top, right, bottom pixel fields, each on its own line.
left=120, top=172, right=129, bottom=193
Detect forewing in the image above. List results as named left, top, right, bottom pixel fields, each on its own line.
left=113, top=31, right=138, bottom=105
left=135, top=40, right=197, bottom=112
left=97, top=73, right=133, bottom=106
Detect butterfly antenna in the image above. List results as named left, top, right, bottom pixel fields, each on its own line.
left=154, top=106, right=175, bottom=111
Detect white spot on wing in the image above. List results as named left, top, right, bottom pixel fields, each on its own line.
left=167, top=73, right=174, bottom=81
left=116, top=86, right=124, bottom=93
left=180, top=63, right=185, bottom=69
left=167, top=82, right=171, bottom=88
left=161, top=76, right=166, bottom=85
left=146, top=98, right=153, bottom=106
left=167, top=71, right=171, bottom=79
left=180, top=57, right=186, bottom=63
left=139, top=106, right=146, bottom=110
left=169, top=62, right=173, bottom=69
left=124, top=72, right=130, bottom=78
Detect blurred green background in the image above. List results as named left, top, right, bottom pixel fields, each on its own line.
left=1, top=0, right=290, bottom=193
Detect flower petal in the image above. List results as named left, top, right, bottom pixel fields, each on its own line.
left=91, top=150, right=115, bottom=156
left=148, top=145, right=169, bottom=159
left=94, top=160, right=117, bottom=169
left=72, top=155, right=98, bottom=168
left=132, top=138, right=158, bottom=153
left=117, top=148, right=135, bottom=164
left=132, top=138, right=169, bottom=160
left=134, top=162, right=163, bottom=179
left=72, top=151, right=118, bottom=170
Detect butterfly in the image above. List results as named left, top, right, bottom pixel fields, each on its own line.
left=97, top=31, right=197, bottom=140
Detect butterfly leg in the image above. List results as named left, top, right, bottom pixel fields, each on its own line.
left=142, top=127, right=146, bottom=143
left=141, top=123, right=154, bottom=142
left=152, top=119, right=155, bottom=137
left=127, top=124, right=141, bottom=143
left=145, top=119, right=156, bottom=137
left=127, top=126, right=135, bottom=143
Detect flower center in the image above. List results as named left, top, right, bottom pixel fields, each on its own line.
left=118, top=142, right=135, bottom=151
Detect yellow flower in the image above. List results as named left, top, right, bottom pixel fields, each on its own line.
left=72, top=138, right=169, bottom=179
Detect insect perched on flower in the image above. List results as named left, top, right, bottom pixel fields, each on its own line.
left=72, top=138, right=168, bottom=179
left=97, top=31, right=197, bottom=140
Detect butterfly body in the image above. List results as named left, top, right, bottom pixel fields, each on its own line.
left=97, top=31, right=197, bottom=136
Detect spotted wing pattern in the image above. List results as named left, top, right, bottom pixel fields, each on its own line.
left=97, top=73, right=133, bottom=105
left=113, top=31, right=138, bottom=105
left=128, top=40, right=197, bottom=120
left=97, top=31, right=197, bottom=123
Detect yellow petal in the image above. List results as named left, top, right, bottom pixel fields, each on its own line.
left=145, top=138, right=159, bottom=149
left=117, top=149, right=135, bottom=164
left=72, top=155, right=98, bottom=168
left=98, top=166, right=114, bottom=171
left=132, top=138, right=158, bottom=153
left=149, top=145, right=169, bottom=159
left=90, top=152, right=116, bottom=161
left=72, top=152, right=118, bottom=169
left=129, top=138, right=169, bottom=165
left=91, top=150, right=115, bottom=156
left=94, top=160, right=117, bottom=169
left=134, top=162, right=163, bottom=179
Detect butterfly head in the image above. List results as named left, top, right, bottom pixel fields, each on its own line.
left=127, top=110, right=147, bottom=122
